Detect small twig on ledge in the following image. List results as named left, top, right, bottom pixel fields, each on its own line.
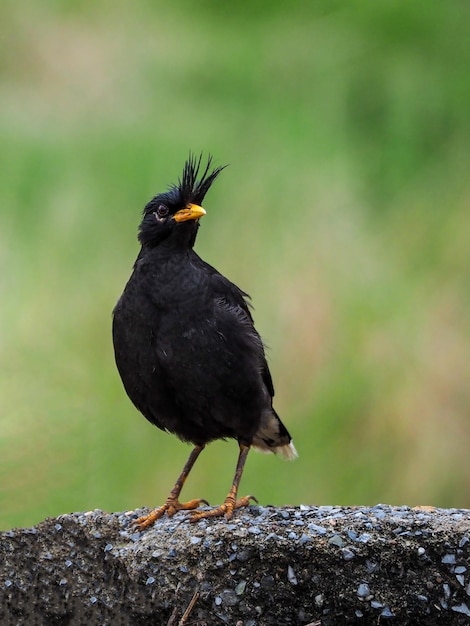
left=179, top=589, right=200, bottom=625
left=166, top=605, right=179, bottom=626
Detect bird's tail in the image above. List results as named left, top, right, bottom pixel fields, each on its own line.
left=252, top=409, right=298, bottom=460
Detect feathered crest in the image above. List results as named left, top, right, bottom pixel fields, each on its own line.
left=142, top=153, right=227, bottom=221
left=175, top=153, right=227, bottom=206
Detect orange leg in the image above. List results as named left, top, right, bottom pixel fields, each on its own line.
left=133, top=444, right=207, bottom=530
left=190, top=443, right=257, bottom=523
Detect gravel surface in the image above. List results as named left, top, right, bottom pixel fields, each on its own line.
left=1, top=504, right=469, bottom=625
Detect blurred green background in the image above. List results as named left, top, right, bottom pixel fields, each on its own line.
left=1, top=1, right=469, bottom=530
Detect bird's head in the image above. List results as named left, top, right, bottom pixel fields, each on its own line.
left=138, top=154, right=226, bottom=249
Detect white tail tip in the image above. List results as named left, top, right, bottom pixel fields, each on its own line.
left=277, top=441, right=298, bottom=460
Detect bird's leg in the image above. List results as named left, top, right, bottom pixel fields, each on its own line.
left=132, top=444, right=208, bottom=530
left=190, top=443, right=257, bottom=522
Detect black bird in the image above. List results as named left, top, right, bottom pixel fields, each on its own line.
left=112, top=154, right=297, bottom=529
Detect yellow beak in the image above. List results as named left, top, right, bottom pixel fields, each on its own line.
left=173, top=204, right=206, bottom=223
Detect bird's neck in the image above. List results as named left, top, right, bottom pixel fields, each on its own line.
left=138, top=242, right=194, bottom=267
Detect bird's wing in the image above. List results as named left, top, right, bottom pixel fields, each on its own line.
left=192, top=253, right=254, bottom=316
left=192, top=254, right=276, bottom=398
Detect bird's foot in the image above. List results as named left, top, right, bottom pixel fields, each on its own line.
left=132, top=497, right=209, bottom=530
left=190, top=494, right=258, bottom=523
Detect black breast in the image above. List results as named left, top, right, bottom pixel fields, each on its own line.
left=112, top=251, right=271, bottom=446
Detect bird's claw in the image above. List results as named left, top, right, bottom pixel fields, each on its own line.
left=189, top=494, right=258, bottom=523
left=132, top=497, right=210, bottom=530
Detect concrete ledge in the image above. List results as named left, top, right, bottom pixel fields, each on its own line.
left=1, top=505, right=469, bottom=625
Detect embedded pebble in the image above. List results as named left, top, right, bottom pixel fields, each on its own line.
left=452, top=603, right=470, bottom=617
left=236, top=549, right=251, bottom=562
left=371, top=507, right=386, bottom=519
left=341, top=548, right=355, bottom=561
left=308, top=523, right=327, bottom=535
left=328, top=534, right=344, bottom=548
left=235, top=580, right=246, bottom=595
left=357, top=583, right=371, bottom=599
left=265, top=532, right=281, bottom=541
left=220, top=589, right=238, bottom=606
left=442, top=554, right=456, bottom=565
left=381, top=607, right=394, bottom=618
left=287, top=565, right=298, bottom=585
left=260, top=575, right=274, bottom=589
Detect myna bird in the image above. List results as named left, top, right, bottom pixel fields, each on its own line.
left=112, top=154, right=297, bottom=529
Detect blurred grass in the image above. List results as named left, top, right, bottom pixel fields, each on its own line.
left=1, top=1, right=469, bottom=530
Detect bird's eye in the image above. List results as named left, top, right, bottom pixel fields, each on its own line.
left=155, top=204, right=169, bottom=219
